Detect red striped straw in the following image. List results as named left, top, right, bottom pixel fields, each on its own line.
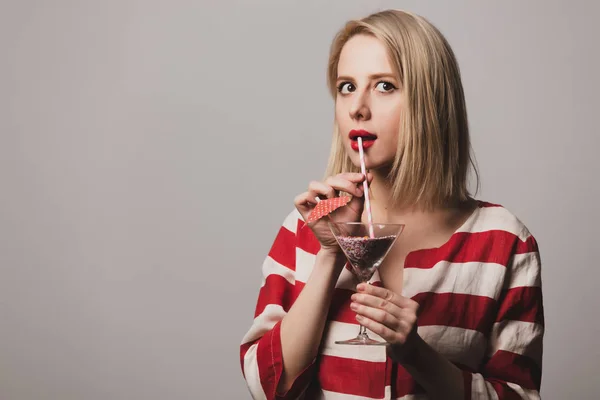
left=357, top=137, right=375, bottom=238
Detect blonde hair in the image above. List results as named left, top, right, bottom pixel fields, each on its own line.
left=324, top=9, right=479, bottom=210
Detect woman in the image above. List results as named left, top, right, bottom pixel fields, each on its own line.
left=240, top=9, right=544, bottom=400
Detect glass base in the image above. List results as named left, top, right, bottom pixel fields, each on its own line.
left=335, top=332, right=387, bottom=346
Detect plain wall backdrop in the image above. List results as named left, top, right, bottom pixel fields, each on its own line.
left=1, top=0, right=599, bottom=399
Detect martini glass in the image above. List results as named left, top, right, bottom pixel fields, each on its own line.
left=328, top=221, right=404, bottom=345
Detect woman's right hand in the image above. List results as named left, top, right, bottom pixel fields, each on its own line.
left=294, top=172, right=373, bottom=254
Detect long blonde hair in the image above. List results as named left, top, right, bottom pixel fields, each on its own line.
left=324, top=9, right=479, bottom=210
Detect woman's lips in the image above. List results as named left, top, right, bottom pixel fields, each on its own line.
left=349, top=129, right=377, bottom=151
left=350, top=140, right=375, bottom=151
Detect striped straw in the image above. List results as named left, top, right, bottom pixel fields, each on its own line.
left=357, top=137, right=375, bottom=238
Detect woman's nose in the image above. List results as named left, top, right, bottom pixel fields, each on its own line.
left=349, top=92, right=371, bottom=121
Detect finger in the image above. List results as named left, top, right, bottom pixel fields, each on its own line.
left=353, top=171, right=373, bottom=184
left=294, top=191, right=319, bottom=208
left=350, top=301, right=400, bottom=331
left=325, top=176, right=363, bottom=197
left=351, top=292, right=402, bottom=320
left=355, top=315, right=401, bottom=343
left=351, top=294, right=417, bottom=333
left=396, top=317, right=417, bottom=336
left=307, top=180, right=336, bottom=200
left=356, top=283, right=418, bottom=311
left=336, top=172, right=368, bottom=183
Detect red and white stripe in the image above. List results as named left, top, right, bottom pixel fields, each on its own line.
left=240, top=202, right=544, bottom=399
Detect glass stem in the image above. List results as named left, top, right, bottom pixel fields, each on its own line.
left=358, top=324, right=367, bottom=336
left=357, top=280, right=371, bottom=337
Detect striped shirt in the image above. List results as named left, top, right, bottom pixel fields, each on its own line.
left=240, top=201, right=544, bottom=399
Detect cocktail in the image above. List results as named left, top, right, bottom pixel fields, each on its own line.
left=328, top=221, right=404, bottom=345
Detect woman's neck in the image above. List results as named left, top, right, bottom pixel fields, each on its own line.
left=366, top=168, right=415, bottom=222
left=365, top=168, right=476, bottom=230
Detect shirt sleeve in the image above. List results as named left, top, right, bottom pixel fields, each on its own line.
left=463, top=234, right=545, bottom=399
left=240, top=210, right=317, bottom=400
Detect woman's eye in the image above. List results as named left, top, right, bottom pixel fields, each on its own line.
left=338, top=82, right=355, bottom=94
left=375, top=81, right=396, bottom=92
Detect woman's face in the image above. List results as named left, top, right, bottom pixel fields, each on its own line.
left=335, top=34, right=404, bottom=171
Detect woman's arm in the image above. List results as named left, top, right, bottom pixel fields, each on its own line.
left=351, top=283, right=464, bottom=399
left=278, top=249, right=346, bottom=393
left=399, top=336, right=465, bottom=400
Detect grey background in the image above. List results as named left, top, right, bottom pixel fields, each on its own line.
left=0, top=0, right=598, bottom=399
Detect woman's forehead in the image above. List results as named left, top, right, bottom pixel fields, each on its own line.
left=337, top=35, right=395, bottom=78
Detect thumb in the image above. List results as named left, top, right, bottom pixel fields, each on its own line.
left=347, top=190, right=365, bottom=218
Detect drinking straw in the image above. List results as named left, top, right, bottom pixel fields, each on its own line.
left=357, top=137, right=375, bottom=238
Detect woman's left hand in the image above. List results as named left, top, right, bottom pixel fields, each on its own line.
left=350, top=283, right=420, bottom=361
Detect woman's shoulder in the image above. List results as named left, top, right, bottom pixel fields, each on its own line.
left=453, top=200, right=541, bottom=275
left=467, top=200, right=537, bottom=243
left=278, top=208, right=304, bottom=235
left=273, top=208, right=322, bottom=257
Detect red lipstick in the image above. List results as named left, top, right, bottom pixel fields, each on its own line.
left=349, top=129, right=377, bottom=151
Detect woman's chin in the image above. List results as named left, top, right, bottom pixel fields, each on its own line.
left=348, top=154, right=392, bottom=172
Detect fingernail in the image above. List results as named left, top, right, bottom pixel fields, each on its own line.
left=357, top=283, right=366, bottom=292
left=350, top=302, right=358, bottom=310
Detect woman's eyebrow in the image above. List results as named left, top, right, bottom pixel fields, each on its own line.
left=336, top=73, right=397, bottom=83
